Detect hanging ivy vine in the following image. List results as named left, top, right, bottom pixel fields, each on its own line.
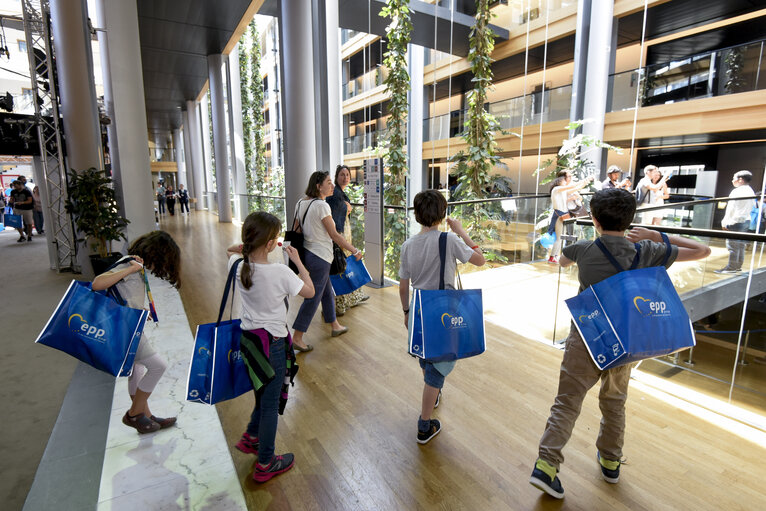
left=240, top=22, right=255, bottom=194
left=250, top=23, right=268, bottom=193
left=380, top=0, right=412, bottom=278
left=239, top=20, right=269, bottom=198
left=448, top=0, right=508, bottom=263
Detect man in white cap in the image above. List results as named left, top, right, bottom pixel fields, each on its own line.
left=602, top=165, right=631, bottom=191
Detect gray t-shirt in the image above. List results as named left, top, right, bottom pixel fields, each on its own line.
left=399, top=230, right=474, bottom=290
left=101, top=256, right=146, bottom=309
left=563, top=234, right=678, bottom=292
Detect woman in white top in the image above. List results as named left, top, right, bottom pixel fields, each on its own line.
left=291, top=171, right=363, bottom=352
left=636, top=165, right=670, bottom=225
left=547, top=170, right=593, bottom=263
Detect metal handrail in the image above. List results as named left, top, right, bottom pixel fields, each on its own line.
left=572, top=219, right=766, bottom=242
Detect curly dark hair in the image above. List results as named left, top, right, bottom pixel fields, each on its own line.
left=128, top=231, right=181, bottom=288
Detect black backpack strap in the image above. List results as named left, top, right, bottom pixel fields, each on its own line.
left=298, top=199, right=319, bottom=230
left=594, top=238, right=624, bottom=272
left=659, top=232, right=672, bottom=266
left=438, top=231, right=448, bottom=290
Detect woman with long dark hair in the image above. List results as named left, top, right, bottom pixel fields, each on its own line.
left=290, top=171, right=363, bottom=352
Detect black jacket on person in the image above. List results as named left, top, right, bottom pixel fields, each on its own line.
left=326, top=186, right=350, bottom=233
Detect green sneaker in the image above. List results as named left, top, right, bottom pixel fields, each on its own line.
left=597, top=452, right=620, bottom=483
left=529, top=458, right=564, bottom=499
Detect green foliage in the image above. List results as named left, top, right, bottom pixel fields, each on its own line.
left=534, top=120, right=622, bottom=186
left=345, top=183, right=365, bottom=249
left=447, top=0, right=508, bottom=263
left=240, top=20, right=270, bottom=196
left=380, top=0, right=412, bottom=278
left=64, top=167, right=129, bottom=258
left=724, top=47, right=745, bottom=94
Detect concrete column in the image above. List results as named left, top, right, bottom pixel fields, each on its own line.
left=208, top=54, right=232, bottom=222
left=49, top=0, right=104, bottom=276
left=279, top=0, right=317, bottom=217
left=200, top=93, right=214, bottom=195
left=173, top=128, right=186, bottom=188
left=226, top=45, right=248, bottom=221
left=407, top=44, right=426, bottom=207
left=312, top=0, right=341, bottom=170
left=569, top=0, right=591, bottom=134
left=186, top=100, right=206, bottom=210
left=581, top=0, right=615, bottom=178
left=181, top=111, right=195, bottom=198
left=94, top=0, right=155, bottom=242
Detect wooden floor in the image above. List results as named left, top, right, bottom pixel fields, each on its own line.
left=162, top=211, right=766, bottom=511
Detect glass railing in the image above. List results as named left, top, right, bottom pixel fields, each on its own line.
left=343, top=66, right=389, bottom=101
left=608, top=38, right=766, bottom=112
left=555, top=209, right=766, bottom=423
left=423, top=84, right=572, bottom=142
left=202, top=191, right=218, bottom=214
left=240, top=194, right=287, bottom=228
left=341, top=28, right=363, bottom=45
left=343, top=131, right=382, bottom=155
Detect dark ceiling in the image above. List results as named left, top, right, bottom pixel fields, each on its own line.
left=137, top=0, right=251, bottom=134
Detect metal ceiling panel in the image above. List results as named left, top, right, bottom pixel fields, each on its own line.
left=137, top=0, right=251, bottom=131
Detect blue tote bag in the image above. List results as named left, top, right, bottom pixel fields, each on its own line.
left=187, top=258, right=252, bottom=405
left=408, top=232, right=486, bottom=362
left=35, top=280, right=148, bottom=377
left=565, top=235, right=694, bottom=370
left=330, top=255, right=372, bottom=296
left=5, top=213, right=22, bottom=229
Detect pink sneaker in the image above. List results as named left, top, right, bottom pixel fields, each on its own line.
left=547, top=256, right=559, bottom=264
left=252, top=453, right=295, bottom=482
left=235, top=432, right=259, bottom=454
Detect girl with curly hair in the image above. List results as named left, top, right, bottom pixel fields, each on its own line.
left=92, top=230, right=181, bottom=433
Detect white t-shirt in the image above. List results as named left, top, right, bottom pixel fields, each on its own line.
left=228, top=255, right=304, bottom=337
left=550, top=186, right=569, bottom=212
left=295, top=198, right=334, bottom=263
left=722, top=184, right=755, bottom=227
left=102, top=256, right=146, bottom=309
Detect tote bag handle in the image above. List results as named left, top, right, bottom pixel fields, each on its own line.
left=217, top=258, right=243, bottom=326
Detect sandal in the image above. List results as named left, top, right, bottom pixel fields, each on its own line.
left=123, top=411, right=160, bottom=434
left=150, top=415, right=177, bottom=429
left=294, top=343, right=313, bottom=353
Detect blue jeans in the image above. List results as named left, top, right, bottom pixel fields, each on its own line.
left=246, top=336, right=286, bottom=465
left=725, top=222, right=750, bottom=270
left=292, top=249, right=336, bottom=332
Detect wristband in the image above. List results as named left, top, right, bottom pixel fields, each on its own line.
left=470, top=245, right=479, bottom=250
left=353, top=249, right=361, bottom=255
left=403, top=308, right=409, bottom=314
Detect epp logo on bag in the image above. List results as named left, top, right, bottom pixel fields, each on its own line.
left=441, top=313, right=466, bottom=329
left=346, top=271, right=355, bottom=279
left=633, top=296, right=670, bottom=317
left=68, top=313, right=107, bottom=343
left=228, top=349, right=244, bottom=364
left=198, top=347, right=211, bottom=357
left=578, top=310, right=600, bottom=323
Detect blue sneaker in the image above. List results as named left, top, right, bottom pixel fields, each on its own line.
left=597, top=452, right=620, bottom=483
left=529, top=459, right=564, bottom=499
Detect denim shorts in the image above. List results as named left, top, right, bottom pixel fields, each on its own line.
left=419, top=359, right=455, bottom=389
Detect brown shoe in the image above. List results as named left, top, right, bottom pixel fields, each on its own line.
left=123, top=411, right=160, bottom=433
left=150, top=415, right=177, bottom=429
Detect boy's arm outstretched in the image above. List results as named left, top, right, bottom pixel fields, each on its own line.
left=626, top=227, right=711, bottom=262
left=446, top=218, right=486, bottom=267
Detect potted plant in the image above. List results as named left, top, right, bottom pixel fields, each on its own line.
left=65, top=167, right=129, bottom=274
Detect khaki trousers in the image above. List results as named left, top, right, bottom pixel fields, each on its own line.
left=538, top=324, right=633, bottom=469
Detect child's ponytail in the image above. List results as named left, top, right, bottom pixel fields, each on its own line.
left=239, top=212, right=282, bottom=290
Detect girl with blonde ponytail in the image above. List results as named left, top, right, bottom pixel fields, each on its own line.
left=226, top=212, right=314, bottom=482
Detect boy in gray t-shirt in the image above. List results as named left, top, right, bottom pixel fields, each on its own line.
left=398, top=190, right=485, bottom=444
left=530, top=188, right=711, bottom=500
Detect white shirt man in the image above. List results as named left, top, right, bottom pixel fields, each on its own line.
left=715, top=170, right=756, bottom=273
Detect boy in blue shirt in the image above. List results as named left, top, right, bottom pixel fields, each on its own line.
left=530, top=188, right=710, bottom=499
